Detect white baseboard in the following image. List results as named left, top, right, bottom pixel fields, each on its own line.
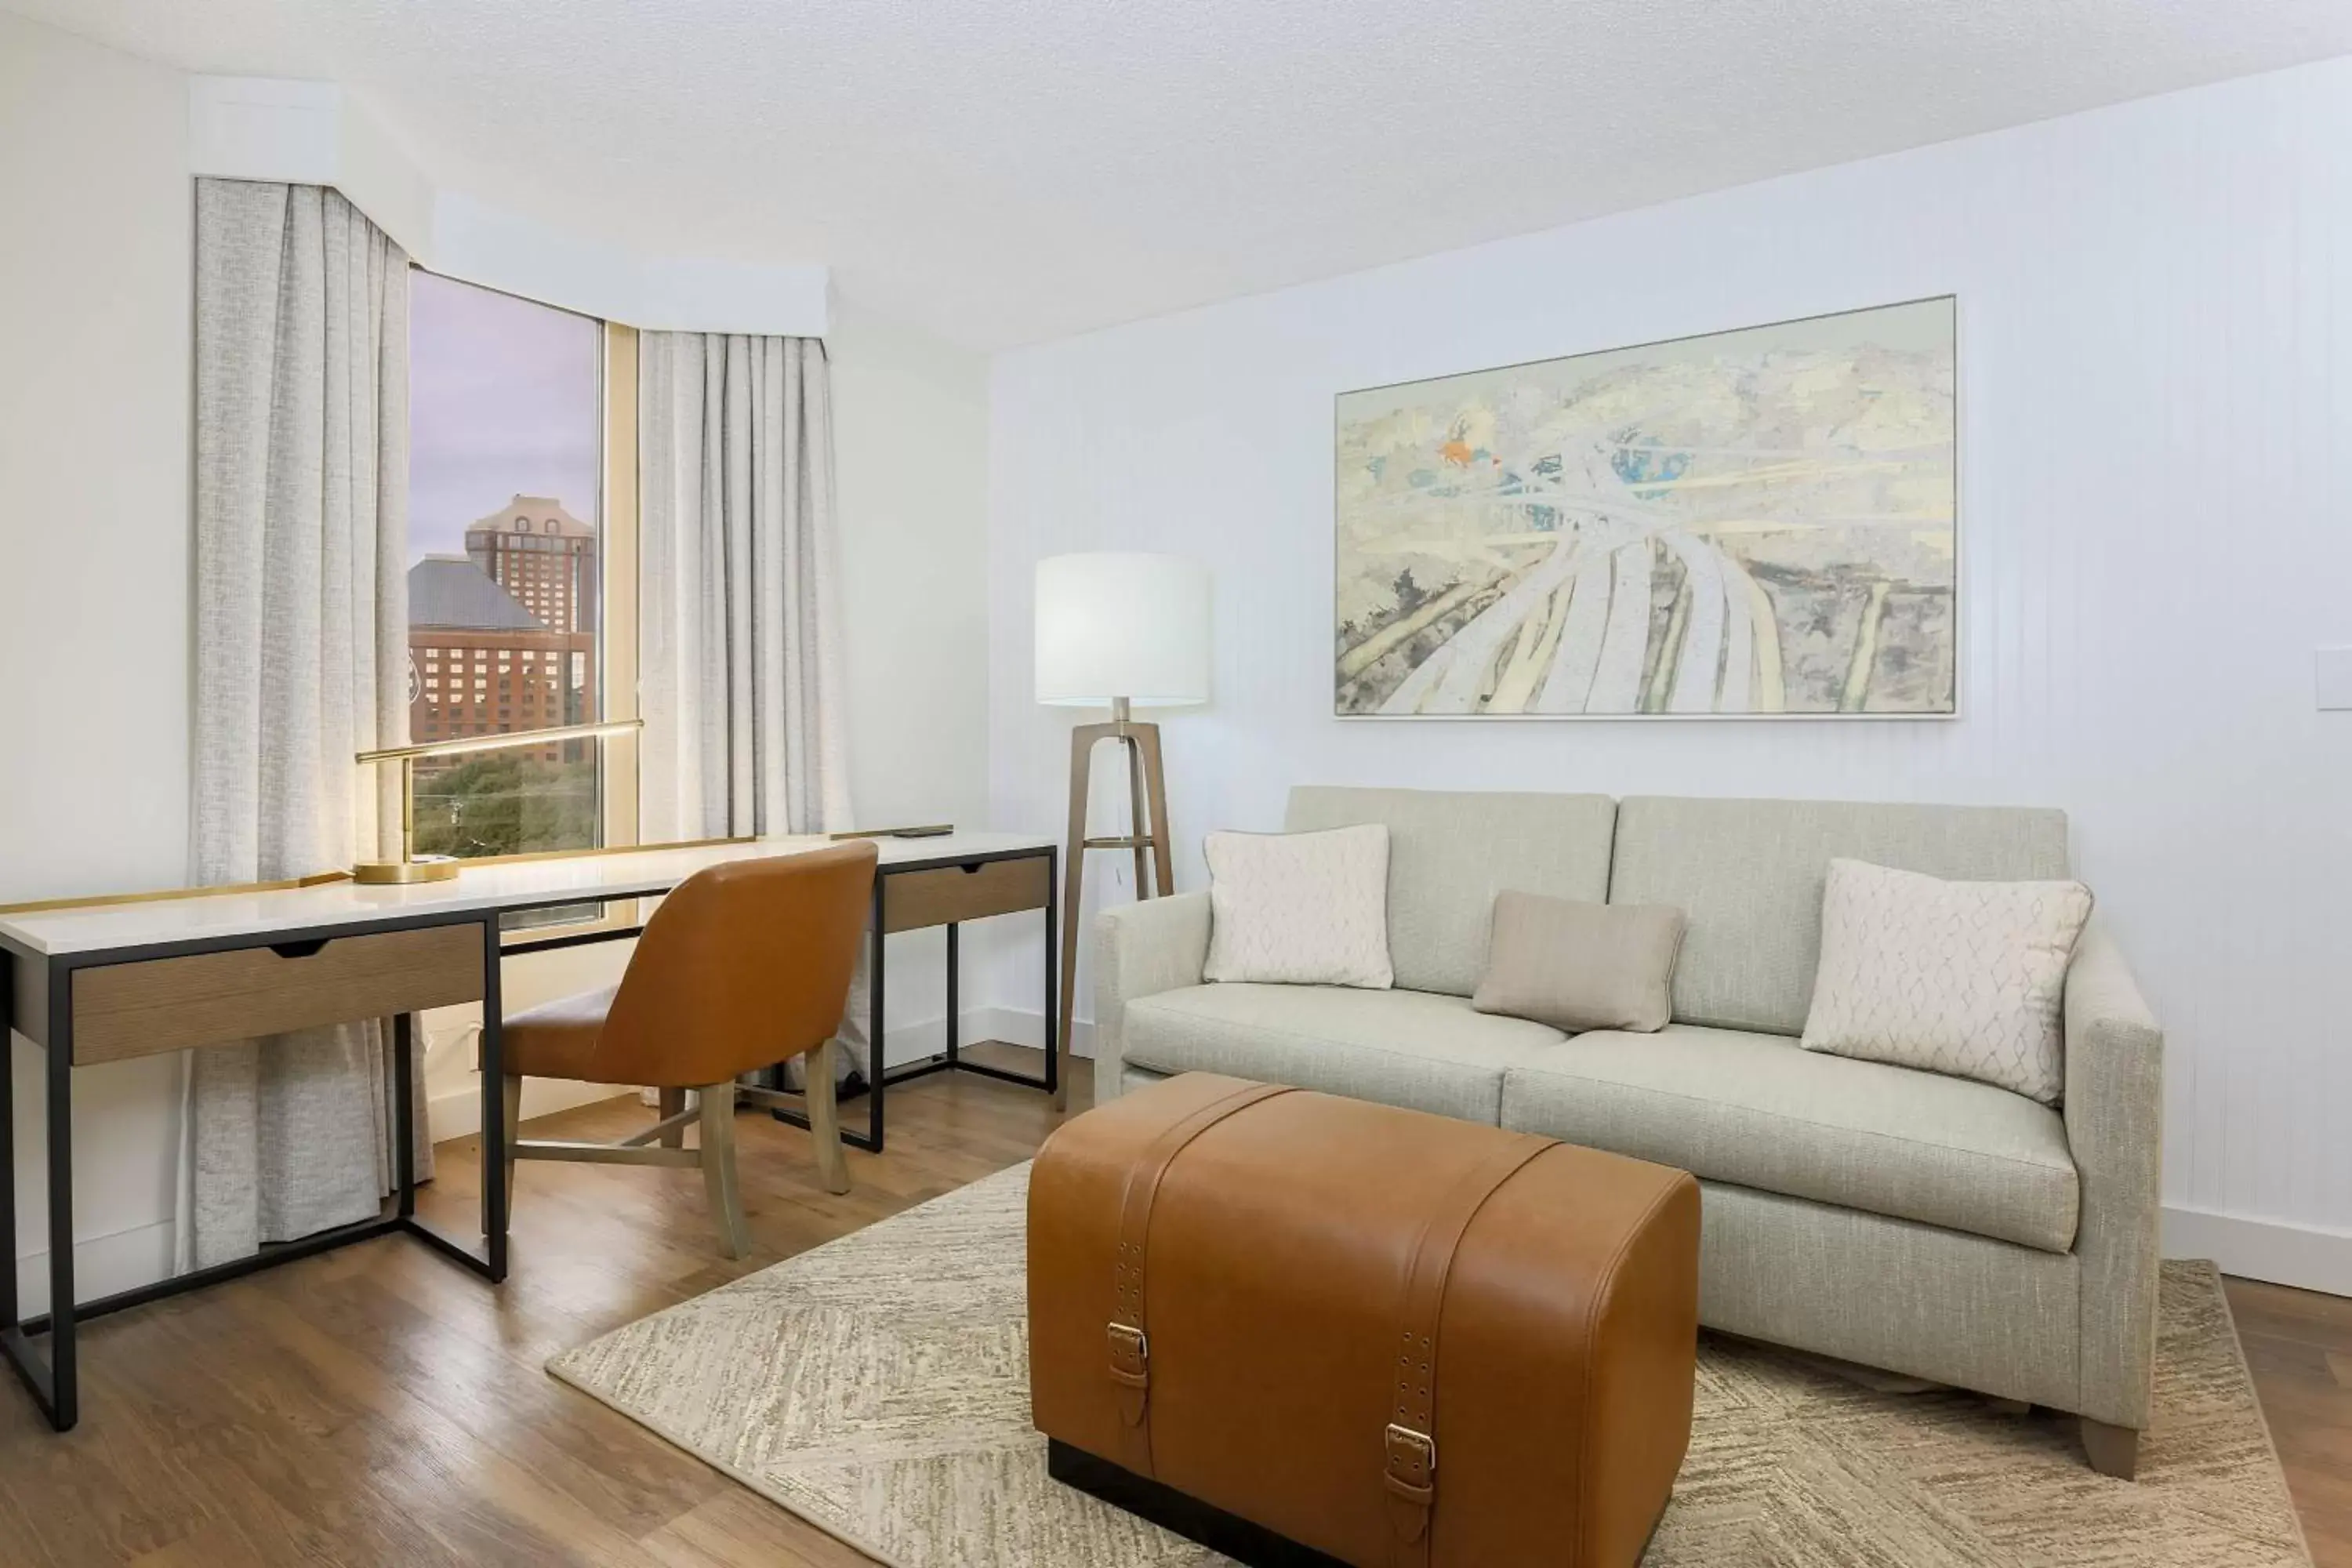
left=952, top=1004, right=1095, bottom=1062
left=2164, top=1205, right=2352, bottom=1298
left=13, top=1217, right=177, bottom=1319
left=428, top=1077, right=639, bottom=1141
left=855, top=1006, right=1097, bottom=1070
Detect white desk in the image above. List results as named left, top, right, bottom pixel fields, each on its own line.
left=0, top=830, right=1058, bottom=1432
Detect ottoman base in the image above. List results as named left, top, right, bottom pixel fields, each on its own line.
left=1050, top=1439, right=1673, bottom=1568
left=1046, top=1439, right=1347, bottom=1568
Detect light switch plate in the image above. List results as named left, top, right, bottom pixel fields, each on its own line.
left=2317, top=648, right=2352, bottom=710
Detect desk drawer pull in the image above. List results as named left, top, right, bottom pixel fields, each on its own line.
left=270, top=938, right=330, bottom=959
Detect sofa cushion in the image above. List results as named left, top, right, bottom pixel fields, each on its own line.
left=1472, top=891, right=1685, bottom=1033
left=1203, top=824, right=1394, bottom=988
left=1802, top=858, right=2092, bottom=1104
left=1122, top=984, right=1562, bottom=1123
left=1609, top=796, right=2071, bottom=1036
left=1285, top=786, right=1615, bottom=996
left=1498, top=1024, right=2078, bottom=1251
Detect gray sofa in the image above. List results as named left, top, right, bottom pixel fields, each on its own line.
left=1094, top=786, right=2164, bottom=1475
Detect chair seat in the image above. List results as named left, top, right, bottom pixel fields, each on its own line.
left=1121, top=983, right=1565, bottom=1123
left=1498, top=1025, right=2080, bottom=1252
left=499, top=984, right=618, bottom=1082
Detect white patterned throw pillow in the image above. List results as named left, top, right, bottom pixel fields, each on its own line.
left=1800, top=858, right=2092, bottom=1105
left=1203, top=825, right=1393, bottom=989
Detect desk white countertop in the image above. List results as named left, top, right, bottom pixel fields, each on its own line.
left=0, top=833, right=1056, bottom=958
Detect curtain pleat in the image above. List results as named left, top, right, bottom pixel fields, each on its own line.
left=641, top=332, right=851, bottom=840
left=181, top=179, right=426, bottom=1272
left=638, top=330, right=862, bottom=1076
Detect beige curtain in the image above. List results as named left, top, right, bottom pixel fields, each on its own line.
left=638, top=332, right=852, bottom=839
left=180, top=179, right=425, bottom=1270
left=638, top=332, right=864, bottom=1081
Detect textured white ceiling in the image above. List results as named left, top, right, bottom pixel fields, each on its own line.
left=14, top=0, right=2352, bottom=348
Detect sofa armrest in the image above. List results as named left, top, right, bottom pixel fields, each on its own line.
left=1091, top=891, right=1210, bottom=1100
left=2063, top=922, right=2165, bottom=1430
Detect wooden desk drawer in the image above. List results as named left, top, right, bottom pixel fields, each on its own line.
left=72, top=924, right=484, bottom=1065
left=882, top=855, right=1051, bottom=934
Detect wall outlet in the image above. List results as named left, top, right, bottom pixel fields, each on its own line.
left=2317, top=648, right=2352, bottom=710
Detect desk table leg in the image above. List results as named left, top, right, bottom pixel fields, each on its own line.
left=0, top=959, right=15, bottom=1337
left=1045, top=844, right=1060, bottom=1102
left=0, top=983, right=76, bottom=1429
left=479, top=916, right=508, bottom=1279
left=866, top=879, right=886, bottom=1152
left=42, top=970, right=75, bottom=1429
left=393, top=1014, right=416, bottom=1219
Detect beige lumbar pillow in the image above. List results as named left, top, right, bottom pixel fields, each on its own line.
left=1471, top=891, right=1686, bottom=1033
left=1801, top=857, right=2093, bottom=1105
left=1203, top=824, right=1393, bottom=989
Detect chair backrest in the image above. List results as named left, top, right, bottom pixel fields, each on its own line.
left=591, top=840, right=878, bottom=1087
left=1609, top=796, right=2071, bottom=1035
left=1283, top=785, right=1617, bottom=996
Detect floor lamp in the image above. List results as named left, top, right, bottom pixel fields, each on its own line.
left=1036, top=553, right=1210, bottom=1109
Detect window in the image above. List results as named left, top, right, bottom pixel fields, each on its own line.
left=405, top=271, right=607, bottom=862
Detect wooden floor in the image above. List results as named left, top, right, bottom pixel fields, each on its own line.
left=0, top=1046, right=2344, bottom=1566
left=2231, top=1276, right=2352, bottom=1565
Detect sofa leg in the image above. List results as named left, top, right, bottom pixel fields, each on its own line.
left=2080, top=1417, right=2140, bottom=1479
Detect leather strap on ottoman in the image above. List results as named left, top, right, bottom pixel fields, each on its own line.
left=1109, top=1080, right=1297, bottom=1476
left=1384, top=1132, right=1556, bottom=1568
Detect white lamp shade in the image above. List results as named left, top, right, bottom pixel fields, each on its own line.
left=1035, top=553, right=1210, bottom=708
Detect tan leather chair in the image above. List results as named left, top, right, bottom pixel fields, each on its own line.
left=488, top=840, right=878, bottom=1258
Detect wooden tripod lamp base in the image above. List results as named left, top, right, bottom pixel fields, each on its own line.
left=1035, top=551, right=1211, bottom=1110
left=1056, top=700, right=1176, bottom=1108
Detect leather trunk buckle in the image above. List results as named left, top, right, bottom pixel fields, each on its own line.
left=1106, top=1322, right=1150, bottom=1388
left=1384, top=1422, right=1436, bottom=1503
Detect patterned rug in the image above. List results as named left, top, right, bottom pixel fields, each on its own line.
left=548, top=1164, right=2312, bottom=1567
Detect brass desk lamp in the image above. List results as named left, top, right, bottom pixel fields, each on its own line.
left=354, top=718, right=644, bottom=884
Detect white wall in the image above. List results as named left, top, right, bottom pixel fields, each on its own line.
left=829, top=297, right=1003, bottom=1057
left=985, top=56, right=2352, bottom=1290
left=1, top=11, right=196, bottom=1308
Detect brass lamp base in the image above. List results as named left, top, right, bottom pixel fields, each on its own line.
left=353, top=856, right=461, bottom=886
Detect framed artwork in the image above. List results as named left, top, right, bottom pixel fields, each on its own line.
left=1334, top=296, right=1956, bottom=717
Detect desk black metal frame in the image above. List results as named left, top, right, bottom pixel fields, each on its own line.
left=0, top=840, right=1058, bottom=1432
left=776, top=841, right=1059, bottom=1152
left=0, top=905, right=517, bottom=1434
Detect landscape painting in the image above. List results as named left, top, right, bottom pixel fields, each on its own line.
left=1334, top=297, right=1956, bottom=717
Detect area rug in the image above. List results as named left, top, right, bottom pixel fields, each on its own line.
left=548, top=1164, right=2312, bottom=1567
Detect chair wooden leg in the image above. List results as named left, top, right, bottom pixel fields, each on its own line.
left=698, top=1083, right=750, bottom=1259
left=804, top=1040, right=851, bottom=1196
left=2080, top=1416, right=2140, bottom=1479
left=658, top=1087, right=686, bottom=1149
left=483, top=1073, right=523, bottom=1235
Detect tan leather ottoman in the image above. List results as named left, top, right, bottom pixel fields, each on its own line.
left=1030, top=1073, right=1700, bottom=1568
